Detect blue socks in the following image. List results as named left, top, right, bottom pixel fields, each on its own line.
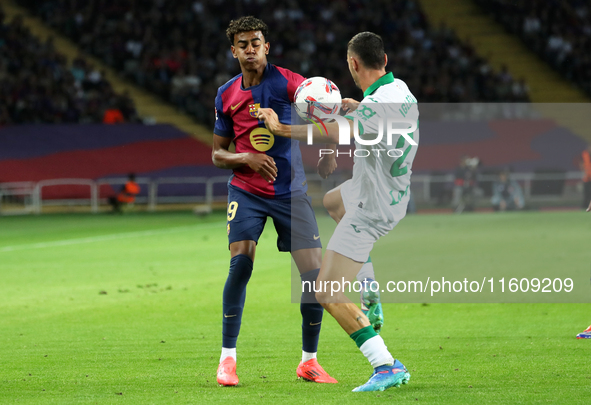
left=300, top=268, right=324, bottom=353
left=222, top=254, right=253, bottom=348
left=222, top=259, right=323, bottom=354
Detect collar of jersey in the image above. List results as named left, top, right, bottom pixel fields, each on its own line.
left=240, top=63, right=270, bottom=90
left=363, top=72, right=395, bottom=97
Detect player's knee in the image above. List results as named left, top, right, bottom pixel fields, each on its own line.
left=315, top=290, right=331, bottom=307
left=307, top=248, right=322, bottom=271
left=318, top=301, right=330, bottom=310
left=322, top=191, right=334, bottom=211
left=229, top=240, right=256, bottom=260
left=323, top=191, right=344, bottom=222
left=315, top=288, right=341, bottom=306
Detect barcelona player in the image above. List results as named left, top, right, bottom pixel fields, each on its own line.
left=211, top=16, right=337, bottom=386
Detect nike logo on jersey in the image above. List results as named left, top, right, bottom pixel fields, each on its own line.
left=230, top=101, right=243, bottom=111
left=313, top=235, right=320, bottom=240
left=224, top=314, right=237, bottom=318
left=309, top=322, right=321, bottom=326
left=351, top=224, right=361, bottom=233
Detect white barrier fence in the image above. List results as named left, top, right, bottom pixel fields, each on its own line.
left=0, top=176, right=230, bottom=215
left=0, top=171, right=584, bottom=215
left=304, top=171, right=584, bottom=204
left=408, top=171, right=584, bottom=202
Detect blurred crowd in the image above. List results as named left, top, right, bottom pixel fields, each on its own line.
left=23, top=0, right=530, bottom=127
left=476, top=0, right=591, bottom=96
left=0, top=8, right=138, bottom=125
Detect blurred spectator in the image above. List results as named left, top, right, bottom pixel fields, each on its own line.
left=23, top=0, right=531, bottom=128
left=491, top=170, right=524, bottom=211
left=0, top=8, right=138, bottom=124
left=453, top=155, right=480, bottom=213
left=118, top=90, right=139, bottom=122
left=108, top=173, right=140, bottom=213
left=476, top=0, right=591, bottom=97
left=580, top=144, right=591, bottom=209
left=103, top=100, right=125, bottom=124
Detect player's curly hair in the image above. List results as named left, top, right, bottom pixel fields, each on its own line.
left=226, top=16, right=269, bottom=45
left=348, top=32, right=386, bottom=70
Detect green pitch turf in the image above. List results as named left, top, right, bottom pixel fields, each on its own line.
left=0, top=211, right=590, bottom=404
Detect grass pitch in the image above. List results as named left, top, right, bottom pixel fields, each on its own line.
left=0, top=211, right=590, bottom=404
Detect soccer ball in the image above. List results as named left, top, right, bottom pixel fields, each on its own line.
left=294, top=77, right=341, bottom=121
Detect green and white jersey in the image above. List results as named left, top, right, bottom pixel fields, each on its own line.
left=344, top=72, right=419, bottom=223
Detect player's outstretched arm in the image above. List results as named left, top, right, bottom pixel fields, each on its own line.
left=257, top=108, right=355, bottom=144
left=317, top=145, right=337, bottom=179
left=212, top=134, right=277, bottom=182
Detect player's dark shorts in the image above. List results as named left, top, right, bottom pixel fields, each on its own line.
left=226, top=184, right=322, bottom=252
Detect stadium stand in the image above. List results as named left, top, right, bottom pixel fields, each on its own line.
left=0, top=7, right=139, bottom=125
left=2, top=0, right=587, bottom=211
left=299, top=114, right=587, bottom=173
left=0, top=123, right=225, bottom=201
left=474, top=0, right=591, bottom=96
left=21, top=0, right=530, bottom=128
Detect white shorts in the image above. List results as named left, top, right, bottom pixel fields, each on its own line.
left=339, top=178, right=358, bottom=211
left=326, top=180, right=407, bottom=262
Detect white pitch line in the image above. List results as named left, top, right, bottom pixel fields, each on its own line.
left=0, top=221, right=226, bottom=253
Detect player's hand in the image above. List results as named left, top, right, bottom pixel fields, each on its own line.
left=341, top=98, right=360, bottom=113
left=245, top=153, right=277, bottom=183
left=317, top=154, right=337, bottom=179
left=257, top=108, right=283, bottom=136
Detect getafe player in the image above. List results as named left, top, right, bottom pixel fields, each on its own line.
left=211, top=16, right=336, bottom=386
left=258, top=32, right=418, bottom=392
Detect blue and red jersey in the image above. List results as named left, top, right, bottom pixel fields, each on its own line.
left=214, top=63, right=307, bottom=199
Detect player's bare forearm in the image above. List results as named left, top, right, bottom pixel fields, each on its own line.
left=282, top=122, right=343, bottom=144
left=211, top=134, right=277, bottom=182
left=212, top=149, right=249, bottom=170
left=257, top=107, right=350, bottom=144
left=324, top=143, right=337, bottom=154
left=317, top=143, right=337, bottom=179
left=212, top=134, right=247, bottom=169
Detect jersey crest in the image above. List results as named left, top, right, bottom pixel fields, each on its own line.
left=213, top=64, right=306, bottom=199
left=248, top=103, right=260, bottom=118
